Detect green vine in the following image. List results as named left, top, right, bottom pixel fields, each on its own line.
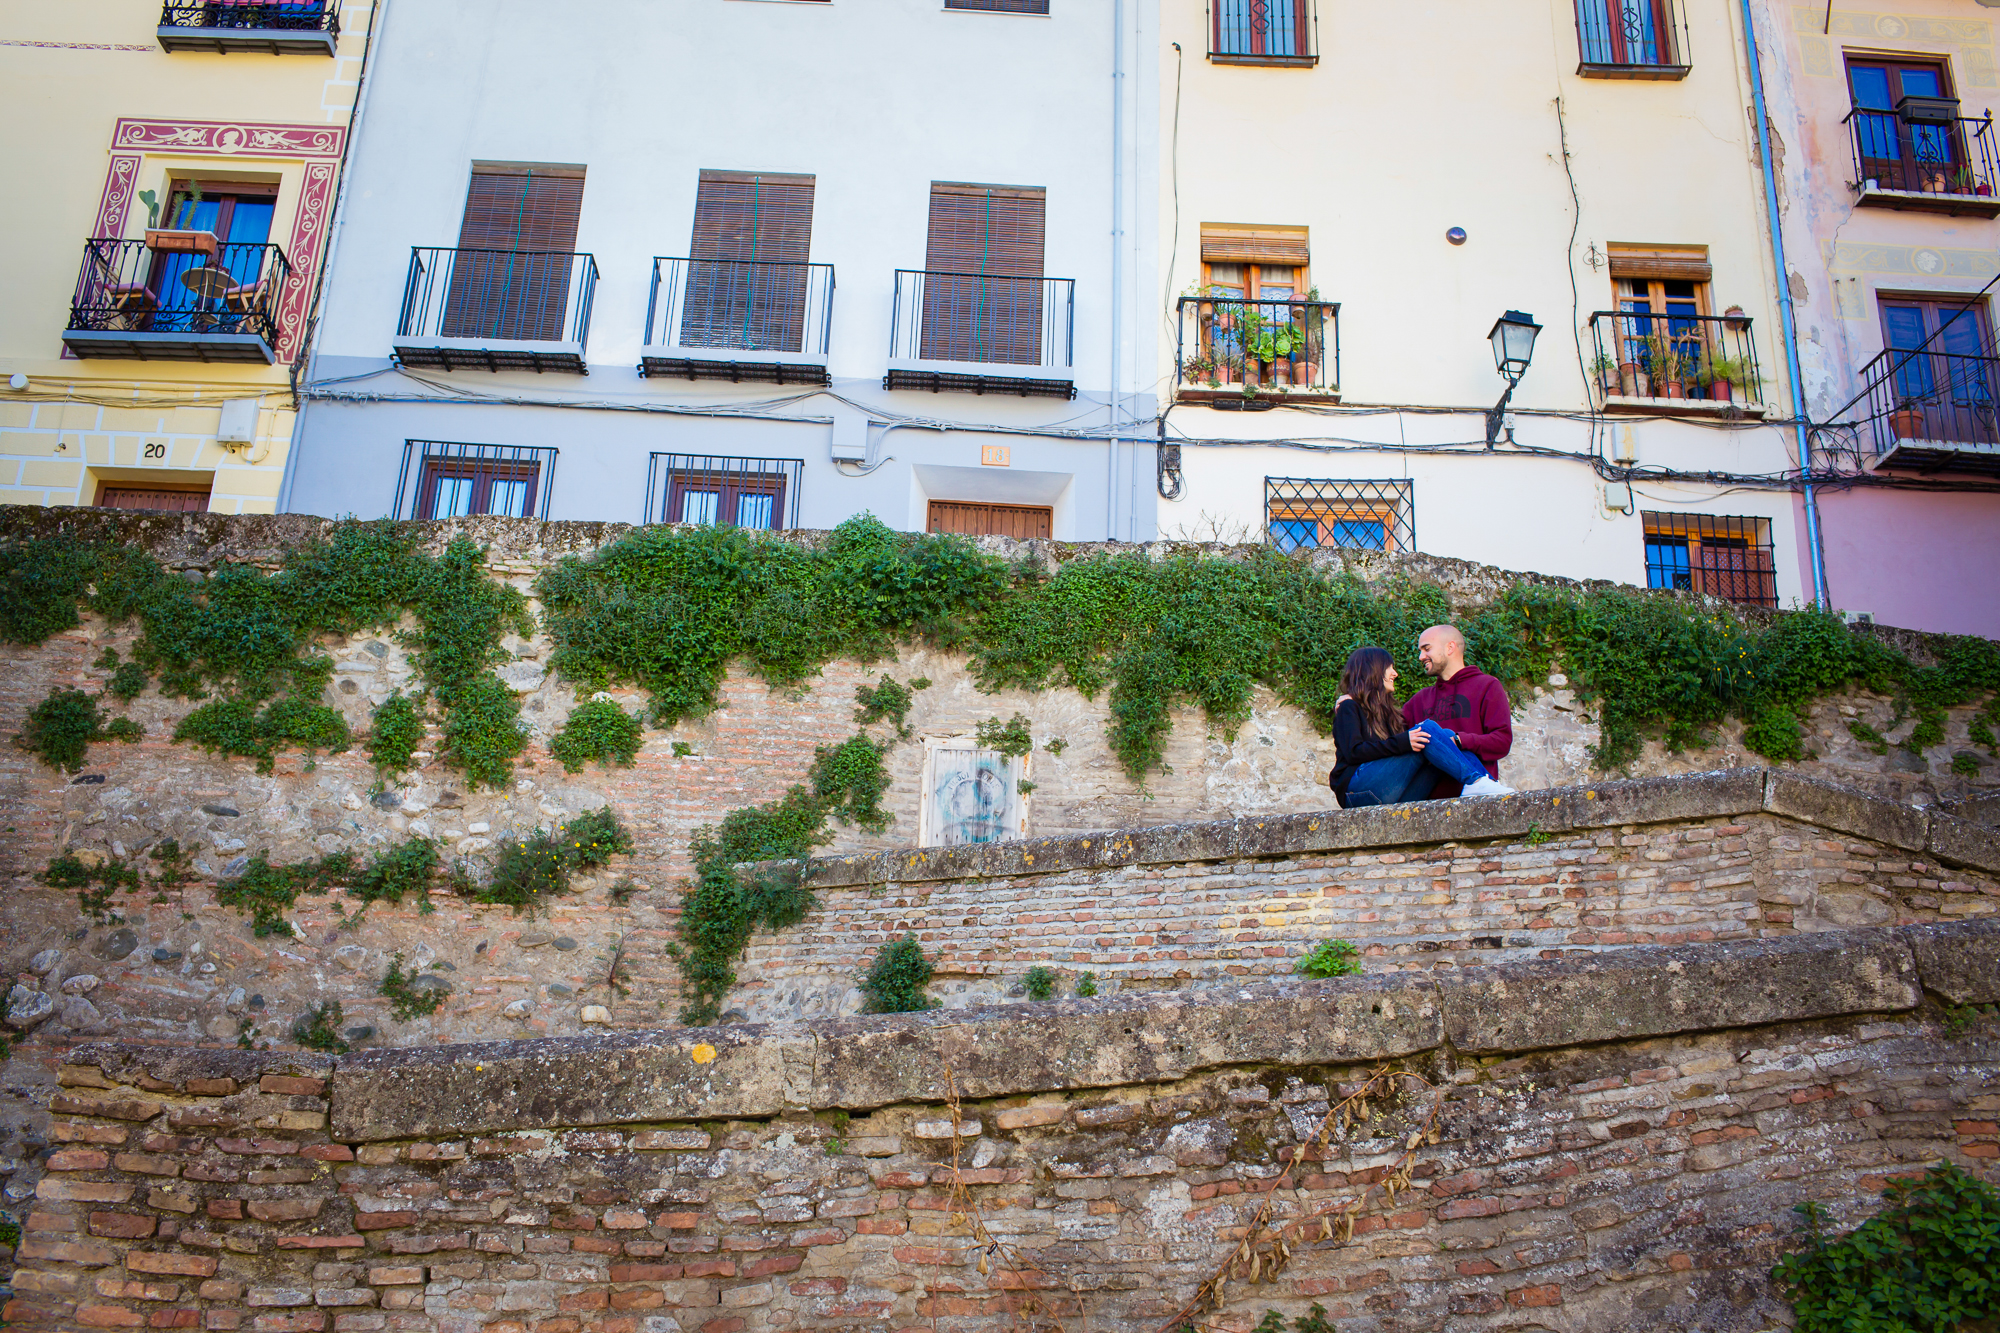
left=975, top=713, right=1034, bottom=758
left=212, top=851, right=356, bottom=938
left=1773, top=1163, right=1999, bottom=1331
left=17, top=688, right=143, bottom=773
left=351, top=838, right=439, bottom=916
left=367, top=692, right=425, bottom=774
left=860, top=934, right=935, bottom=1014
left=550, top=697, right=644, bottom=773
left=855, top=675, right=929, bottom=738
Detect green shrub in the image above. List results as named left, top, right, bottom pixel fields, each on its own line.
left=367, top=692, right=425, bottom=773
left=1296, top=938, right=1362, bottom=979
left=19, top=687, right=109, bottom=772
left=438, top=673, right=526, bottom=790
left=975, top=713, right=1034, bottom=758
left=214, top=851, right=355, bottom=937
left=378, top=952, right=449, bottom=1022
left=550, top=698, right=644, bottom=773
left=481, top=829, right=571, bottom=914
left=563, top=807, right=634, bottom=869
left=352, top=838, right=439, bottom=912
left=855, top=675, right=929, bottom=738
left=1023, top=965, right=1058, bottom=1001
left=292, top=1001, right=349, bottom=1053
left=175, top=694, right=350, bottom=774
left=809, top=735, right=892, bottom=832
left=1773, top=1163, right=1999, bottom=1332
left=1952, top=753, right=1982, bottom=778
left=1075, top=971, right=1098, bottom=998
left=860, top=934, right=934, bottom=1014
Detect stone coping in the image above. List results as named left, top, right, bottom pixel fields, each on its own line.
left=789, top=767, right=2000, bottom=890
left=65, top=919, right=1998, bottom=1143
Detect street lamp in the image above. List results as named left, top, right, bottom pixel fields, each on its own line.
left=1484, top=309, right=1541, bottom=446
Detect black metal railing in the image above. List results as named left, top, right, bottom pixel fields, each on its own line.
left=1574, top=0, right=1688, bottom=73
left=1642, top=512, right=1778, bottom=608
left=393, top=441, right=558, bottom=521
left=67, top=237, right=290, bottom=348
left=1209, top=0, right=1316, bottom=65
left=397, top=247, right=598, bottom=349
left=889, top=270, right=1074, bottom=371
left=1858, top=345, right=2000, bottom=454
left=1845, top=105, right=1997, bottom=200
left=160, top=2, right=338, bottom=34
left=1176, top=294, right=1339, bottom=397
left=644, top=257, right=833, bottom=357
left=1587, top=310, right=1763, bottom=406
left=644, top=453, right=804, bottom=529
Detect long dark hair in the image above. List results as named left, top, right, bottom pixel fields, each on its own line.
left=1341, top=646, right=1400, bottom=741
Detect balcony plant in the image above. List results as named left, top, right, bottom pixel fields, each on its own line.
left=1649, top=332, right=1689, bottom=398
left=143, top=181, right=218, bottom=259
left=1592, top=350, right=1619, bottom=396
left=1706, top=353, right=1757, bottom=404
left=1890, top=399, right=1929, bottom=439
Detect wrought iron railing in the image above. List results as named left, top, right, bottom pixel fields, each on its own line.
left=67, top=237, right=290, bottom=348
left=1175, top=294, right=1339, bottom=397
left=393, top=441, right=558, bottom=521
left=1586, top=310, right=1763, bottom=407
left=888, top=270, right=1074, bottom=371
left=1845, top=106, right=1997, bottom=199
left=1574, top=0, right=1688, bottom=73
left=160, top=2, right=338, bottom=35
left=1858, top=344, right=2000, bottom=454
left=644, top=257, right=834, bottom=357
left=396, top=247, right=598, bottom=349
left=1209, top=0, right=1317, bottom=65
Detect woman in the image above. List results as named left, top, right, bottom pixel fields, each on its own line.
left=1328, top=647, right=1514, bottom=808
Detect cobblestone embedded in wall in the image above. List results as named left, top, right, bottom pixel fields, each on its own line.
left=1, top=924, right=1995, bottom=1333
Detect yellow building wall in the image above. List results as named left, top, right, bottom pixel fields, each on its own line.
left=0, top=0, right=369, bottom=514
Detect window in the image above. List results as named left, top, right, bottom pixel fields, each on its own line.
left=1641, top=513, right=1776, bottom=608
left=1187, top=224, right=1331, bottom=392
left=443, top=165, right=585, bottom=342
left=927, top=499, right=1052, bottom=539
left=1849, top=58, right=1959, bottom=192
left=394, top=441, right=557, bottom=520
left=682, top=171, right=816, bottom=353
left=945, top=0, right=1049, bottom=11
left=1575, top=0, right=1686, bottom=74
left=644, top=453, right=803, bottom=529
left=147, top=179, right=278, bottom=336
left=919, top=736, right=1029, bottom=847
left=1265, top=478, right=1412, bottom=553
left=920, top=183, right=1046, bottom=366
left=1604, top=243, right=1727, bottom=396
left=1211, top=0, right=1315, bottom=65
left=1879, top=296, right=1998, bottom=444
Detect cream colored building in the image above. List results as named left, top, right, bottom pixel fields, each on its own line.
left=0, top=0, right=370, bottom=514
left=1156, top=0, right=1813, bottom=610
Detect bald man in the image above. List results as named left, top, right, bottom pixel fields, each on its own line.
left=1401, top=624, right=1515, bottom=799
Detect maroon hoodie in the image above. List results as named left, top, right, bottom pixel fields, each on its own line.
left=1400, top=664, right=1513, bottom=796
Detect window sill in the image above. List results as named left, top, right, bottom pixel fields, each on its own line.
left=1207, top=51, right=1318, bottom=68
left=1576, top=61, right=1690, bottom=81
left=1854, top=183, right=2000, bottom=219
left=1600, top=394, right=1764, bottom=419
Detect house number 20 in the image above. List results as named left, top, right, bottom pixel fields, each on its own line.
left=144, top=443, right=166, bottom=459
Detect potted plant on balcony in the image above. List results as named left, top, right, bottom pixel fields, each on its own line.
left=1890, top=399, right=1928, bottom=439
left=1182, top=352, right=1216, bottom=389
left=1617, top=351, right=1649, bottom=398
left=143, top=182, right=218, bottom=258
left=1722, top=304, right=1750, bottom=332
left=1592, top=350, right=1619, bottom=397
left=1649, top=332, right=1687, bottom=398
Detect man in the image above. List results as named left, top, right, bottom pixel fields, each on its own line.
left=1402, top=624, right=1516, bottom=799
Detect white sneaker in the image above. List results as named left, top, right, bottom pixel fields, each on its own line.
left=1462, top=776, right=1516, bottom=797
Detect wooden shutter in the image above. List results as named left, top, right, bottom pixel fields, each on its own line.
left=96, top=486, right=210, bottom=512
left=927, top=499, right=1052, bottom=539
left=922, top=184, right=1046, bottom=365
left=445, top=166, right=586, bottom=342
left=1200, top=223, right=1309, bottom=266
left=1606, top=243, right=1711, bottom=283
left=682, top=172, right=815, bottom=353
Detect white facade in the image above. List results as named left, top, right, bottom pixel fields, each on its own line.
left=285, top=0, right=1159, bottom=540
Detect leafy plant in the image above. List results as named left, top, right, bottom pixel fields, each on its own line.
left=1524, top=823, right=1552, bottom=847
left=861, top=934, right=935, bottom=1014
left=367, top=692, right=425, bottom=773
left=1252, top=1306, right=1334, bottom=1333
left=291, top=1000, right=349, bottom=1054
left=1772, top=1163, right=1999, bottom=1332
left=477, top=809, right=632, bottom=914
left=1023, top=965, right=1058, bottom=1001
left=810, top=735, right=893, bottom=832
left=855, top=675, right=930, bottom=738
left=1296, top=938, right=1362, bottom=979
left=19, top=688, right=113, bottom=772
left=564, top=807, right=634, bottom=868
left=214, top=851, right=355, bottom=937
left=1943, top=1001, right=1996, bottom=1038
left=378, top=952, right=449, bottom=1022
left=550, top=698, right=644, bottom=773
left=352, top=838, right=439, bottom=913
left=1951, top=753, right=1982, bottom=778
left=42, top=854, right=143, bottom=923
left=975, top=713, right=1034, bottom=758
left=1075, top=971, right=1098, bottom=998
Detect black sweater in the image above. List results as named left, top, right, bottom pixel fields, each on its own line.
left=1328, top=697, right=1413, bottom=807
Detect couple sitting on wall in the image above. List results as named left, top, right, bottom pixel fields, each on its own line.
left=1329, top=624, right=1517, bottom=808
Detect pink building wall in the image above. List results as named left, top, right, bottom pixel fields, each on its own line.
left=1798, top=486, right=2000, bottom=637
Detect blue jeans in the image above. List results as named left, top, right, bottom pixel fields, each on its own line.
left=1345, top=721, right=1491, bottom=807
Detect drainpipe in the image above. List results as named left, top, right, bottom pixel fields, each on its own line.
left=1736, top=0, right=1829, bottom=608
left=279, top=0, right=390, bottom=515
left=1107, top=0, right=1126, bottom=542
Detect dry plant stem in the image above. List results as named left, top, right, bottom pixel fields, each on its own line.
left=1155, top=1064, right=1450, bottom=1333
left=928, top=1068, right=1073, bottom=1333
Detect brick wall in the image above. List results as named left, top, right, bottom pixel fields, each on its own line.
left=3, top=925, right=1996, bottom=1332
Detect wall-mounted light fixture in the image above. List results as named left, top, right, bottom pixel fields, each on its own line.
left=1484, top=310, right=1541, bottom=447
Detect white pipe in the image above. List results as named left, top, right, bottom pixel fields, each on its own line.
left=1107, top=0, right=1125, bottom=541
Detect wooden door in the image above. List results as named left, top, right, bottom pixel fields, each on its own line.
left=97, top=486, right=210, bottom=511
left=927, top=500, right=1052, bottom=539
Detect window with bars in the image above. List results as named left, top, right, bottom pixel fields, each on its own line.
left=1211, top=0, right=1315, bottom=65
left=1575, top=0, right=1687, bottom=73
left=1641, top=512, right=1777, bottom=608
left=1266, top=478, right=1412, bottom=553
left=394, top=441, right=557, bottom=521
left=644, top=454, right=803, bottom=529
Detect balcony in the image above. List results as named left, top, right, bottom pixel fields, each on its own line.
left=639, top=257, right=833, bottom=386
left=1209, top=0, right=1317, bottom=67
left=157, top=2, right=338, bottom=55
left=883, top=270, right=1076, bottom=400
left=1175, top=293, right=1339, bottom=408
left=1845, top=104, right=2000, bottom=218
left=63, top=236, right=290, bottom=363
left=1573, top=0, right=1689, bottom=79
left=1587, top=310, right=1765, bottom=417
left=1858, top=345, right=2000, bottom=476
left=393, top=247, right=598, bottom=375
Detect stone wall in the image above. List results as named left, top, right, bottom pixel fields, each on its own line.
left=2, top=923, right=1996, bottom=1333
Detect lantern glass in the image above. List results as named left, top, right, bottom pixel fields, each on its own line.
left=1488, top=310, right=1542, bottom=382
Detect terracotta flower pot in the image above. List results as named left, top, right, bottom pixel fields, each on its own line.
left=1296, top=360, right=1318, bottom=388
left=145, top=229, right=219, bottom=257
left=1663, top=379, right=1685, bottom=399
left=1618, top=363, right=1645, bottom=397
left=1891, top=407, right=1927, bottom=439
left=1711, top=380, right=1734, bottom=404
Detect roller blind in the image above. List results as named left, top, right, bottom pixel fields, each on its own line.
left=922, top=183, right=1046, bottom=364
left=446, top=166, right=586, bottom=342
left=1201, top=222, right=1310, bottom=266
left=1607, top=242, right=1711, bottom=282
left=683, top=172, right=816, bottom=353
